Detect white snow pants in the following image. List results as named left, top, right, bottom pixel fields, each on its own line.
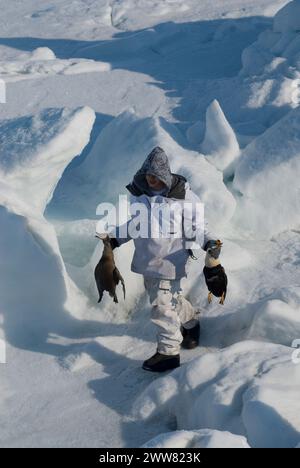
left=144, top=277, right=198, bottom=356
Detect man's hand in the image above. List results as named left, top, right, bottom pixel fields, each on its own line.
left=95, top=233, right=119, bottom=250
left=204, top=239, right=223, bottom=259
left=95, top=233, right=109, bottom=240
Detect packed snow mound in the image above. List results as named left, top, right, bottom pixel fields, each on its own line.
left=0, top=207, right=76, bottom=347
left=239, top=1, right=300, bottom=122
left=241, top=31, right=300, bottom=79
left=0, top=104, right=97, bottom=345
left=143, top=429, right=249, bottom=448
left=0, top=47, right=110, bottom=82
left=49, top=109, right=236, bottom=232
left=273, top=0, right=300, bottom=33
left=186, top=120, right=205, bottom=147
left=233, top=105, right=300, bottom=238
left=240, top=0, right=300, bottom=116
left=111, top=0, right=190, bottom=29
left=30, top=47, right=56, bottom=60
left=133, top=341, right=300, bottom=448
left=0, top=106, right=95, bottom=214
left=246, top=287, right=300, bottom=346
left=209, top=286, right=300, bottom=349
left=0, top=105, right=96, bottom=320
left=200, top=100, right=240, bottom=175
left=108, top=0, right=287, bottom=31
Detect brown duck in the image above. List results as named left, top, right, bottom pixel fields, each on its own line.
left=94, top=235, right=125, bottom=303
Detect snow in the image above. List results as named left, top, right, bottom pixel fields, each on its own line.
left=0, top=48, right=110, bottom=82
left=30, top=47, right=56, bottom=61
left=0, top=106, right=96, bottom=344
left=134, top=341, right=300, bottom=448
left=273, top=0, right=300, bottom=33
left=0, top=106, right=95, bottom=213
left=143, top=429, right=250, bottom=448
left=246, top=288, right=300, bottom=346
left=238, top=0, right=300, bottom=131
left=233, top=104, right=300, bottom=238
left=0, top=0, right=299, bottom=450
left=200, top=99, right=240, bottom=176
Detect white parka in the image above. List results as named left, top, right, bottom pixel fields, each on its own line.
left=111, top=147, right=215, bottom=280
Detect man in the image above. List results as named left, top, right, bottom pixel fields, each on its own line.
left=106, top=146, right=221, bottom=372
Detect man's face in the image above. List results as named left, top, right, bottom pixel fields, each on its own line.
left=146, top=174, right=165, bottom=190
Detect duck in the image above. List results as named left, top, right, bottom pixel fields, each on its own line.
left=203, top=240, right=227, bottom=305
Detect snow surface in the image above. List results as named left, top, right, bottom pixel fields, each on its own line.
left=0, top=47, right=110, bottom=82
left=143, top=429, right=250, bottom=448
left=0, top=0, right=299, bottom=449
left=134, top=341, right=300, bottom=448
left=274, top=0, right=300, bottom=33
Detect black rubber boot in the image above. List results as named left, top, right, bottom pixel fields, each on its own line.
left=142, top=351, right=180, bottom=372
left=181, top=320, right=200, bottom=349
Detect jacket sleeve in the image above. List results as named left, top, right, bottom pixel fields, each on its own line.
left=108, top=194, right=138, bottom=248
left=110, top=220, right=133, bottom=247
left=203, top=219, right=216, bottom=250
left=184, top=188, right=217, bottom=251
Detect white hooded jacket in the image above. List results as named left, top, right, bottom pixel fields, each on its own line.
left=112, top=147, right=215, bottom=280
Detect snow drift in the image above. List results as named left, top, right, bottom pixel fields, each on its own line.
left=0, top=106, right=95, bottom=214
left=0, top=47, right=110, bottom=82
left=241, top=0, right=300, bottom=79
left=246, top=287, right=300, bottom=346
left=273, top=0, right=300, bottom=33
left=238, top=0, right=300, bottom=135
left=233, top=104, right=300, bottom=238
left=135, top=341, right=300, bottom=448
left=0, top=106, right=96, bottom=347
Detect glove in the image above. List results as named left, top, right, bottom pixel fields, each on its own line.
left=109, top=237, right=119, bottom=250
left=204, top=239, right=222, bottom=259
